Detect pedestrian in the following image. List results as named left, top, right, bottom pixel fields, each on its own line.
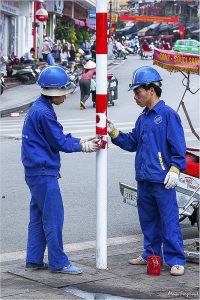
left=60, top=44, right=69, bottom=67
left=90, top=40, right=96, bottom=62
left=68, top=44, right=76, bottom=73
left=107, top=66, right=186, bottom=276
left=21, top=65, right=101, bottom=274
left=42, top=37, right=52, bottom=62
left=81, top=39, right=91, bottom=55
left=79, top=60, right=96, bottom=110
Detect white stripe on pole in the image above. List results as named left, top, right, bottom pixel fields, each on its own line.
left=96, top=54, right=107, bottom=94
left=96, top=1, right=107, bottom=12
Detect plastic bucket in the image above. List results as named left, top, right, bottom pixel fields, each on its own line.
left=147, top=256, right=161, bottom=276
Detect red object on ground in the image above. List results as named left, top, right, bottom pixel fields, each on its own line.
left=147, top=256, right=161, bottom=276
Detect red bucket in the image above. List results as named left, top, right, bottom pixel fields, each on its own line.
left=147, top=256, right=161, bottom=276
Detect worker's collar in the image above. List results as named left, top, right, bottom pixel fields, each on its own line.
left=40, top=95, right=54, bottom=110
left=143, top=100, right=165, bottom=114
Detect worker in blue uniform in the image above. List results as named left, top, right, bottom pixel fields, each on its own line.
left=107, top=66, right=186, bottom=276
left=21, top=65, right=101, bottom=274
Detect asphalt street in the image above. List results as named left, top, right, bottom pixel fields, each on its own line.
left=0, top=54, right=199, bottom=257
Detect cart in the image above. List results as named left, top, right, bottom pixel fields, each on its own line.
left=91, top=73, right=118, bottom=107
left=119, top=49, right=200, bottom=230
left=139, top=36, right=154, bottom=59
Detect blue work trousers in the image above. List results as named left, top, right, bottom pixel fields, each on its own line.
left=137, top=181, right=185, bottom=267
left=25, top=175, right=69, bottom=270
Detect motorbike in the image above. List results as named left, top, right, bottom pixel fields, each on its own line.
left=2, top=56, right=37, bottom=84
left=0, top=73, right=6, bottom=95
left=8, top=65, right=37, bottom=84
left=112, top=45, right=127, bottom=60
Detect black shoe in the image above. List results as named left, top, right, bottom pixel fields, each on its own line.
left=25, top=262, right=48, bottom=271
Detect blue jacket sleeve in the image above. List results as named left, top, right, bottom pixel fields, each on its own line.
left=166, top=111, right=186, bottom=171
left=111, top=128, right=138, bottom=152
left=40, top=113, right=82, bottom=153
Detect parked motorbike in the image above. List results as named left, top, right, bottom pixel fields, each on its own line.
left=0, top=73, right=6, bottom=95
left=2, top=56, right=37, bottom=84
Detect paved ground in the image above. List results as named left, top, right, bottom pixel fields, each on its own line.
left=1, top=237, right=199, bottom=299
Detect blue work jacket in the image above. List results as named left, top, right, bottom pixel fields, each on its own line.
left=111, top=100, right=186, bottom=183
left=21, top=95, right=82, bottom=176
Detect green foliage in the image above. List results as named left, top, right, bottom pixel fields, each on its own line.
left=54, top=25, right=92, bottom=47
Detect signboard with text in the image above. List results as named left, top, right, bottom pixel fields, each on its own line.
left=153, top=48, right=200, bottom=74
left=120, top=14, right=179, bottom=23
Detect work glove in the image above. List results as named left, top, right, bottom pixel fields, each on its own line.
left=107, top=119, right=119, bottom=139
left=82, top=139, right=101, bottom=153
left=164, top=166, right=180, bottom=189
left=80, top=137, right=96, bottom=144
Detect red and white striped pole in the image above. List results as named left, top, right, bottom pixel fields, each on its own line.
left=96, top=0, right=108, bottom=269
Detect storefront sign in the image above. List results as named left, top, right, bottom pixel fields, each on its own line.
left=0, top=0, right=19, bottom=15
left=153, top=48, right=200, bottom=74
left=46, top=0, right=63, bottom=15
left=120, top=14, right=179, bottom=23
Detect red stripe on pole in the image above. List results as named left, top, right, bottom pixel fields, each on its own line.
left=96, top=94, right=107, bottom=113
left=96, top=13, right=108, bottom=54
left=96, top=94, right=107, bottom=135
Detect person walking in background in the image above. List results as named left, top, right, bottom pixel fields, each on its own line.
left=21, top=65, right=101, bottom=274
left=79, top=60, right=96, bottom=110
left=60, top=44, right=69, bottom=67
left=91, top=40, right=96, bottom=62
left=68, top=44, right=76, bottom=73
left=107, top=66, right=186, bottom=276
left=42, top=37, right=52, bottom=62
left=81, top=40, right=91, bottom=55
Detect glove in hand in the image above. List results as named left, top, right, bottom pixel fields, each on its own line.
left=80, top=137, right=96, bottom=144
left=82, top=139, right=101, bottom=153
left=107, top=119, right=119, bottom=139
left=107, top=119, right=115, bottom=134
left=164, top=171, right=179, bottom=189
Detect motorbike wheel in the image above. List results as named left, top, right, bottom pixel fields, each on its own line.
left=22, top=74, right=36, bottom=85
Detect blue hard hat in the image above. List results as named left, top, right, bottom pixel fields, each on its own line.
left=37, top=65, right=69, bottom=88
left=129, top=66, right=162, bottom=91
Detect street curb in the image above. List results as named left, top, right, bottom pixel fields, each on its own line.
left=0, top=60, right=119, bottom=118
left=0, top=101, right=34, bottom=118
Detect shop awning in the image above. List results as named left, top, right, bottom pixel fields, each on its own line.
left=74, top=19, right=85, bottom=27
left=85, top=19, right=96, bottom=30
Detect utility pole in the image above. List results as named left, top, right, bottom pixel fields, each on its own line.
left=96, top=0, right=108, bottom=270
left=109, top=0, right=112, bottom=37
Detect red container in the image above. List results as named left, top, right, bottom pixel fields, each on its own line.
left=147, top=256, right=161, bottom=276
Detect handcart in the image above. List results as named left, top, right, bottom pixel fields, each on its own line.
left=139, top=36, right=154, bottom=59
left=91, top=73, right=118, bottom=107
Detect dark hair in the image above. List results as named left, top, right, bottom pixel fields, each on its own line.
left=141, top=83, right=162, bottom=97
left=30, top=47, right=35, bottom=52
left=41, top=94, right=53, bottom=100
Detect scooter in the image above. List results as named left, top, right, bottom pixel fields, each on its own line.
left=8, top=65, right=37, bottom=84
left=4, top=56, right=37, bottom=84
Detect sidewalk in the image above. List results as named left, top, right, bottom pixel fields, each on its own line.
left=1, top=237, right=199, bottom=299
left=0, top=57, right=116, bottom=118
